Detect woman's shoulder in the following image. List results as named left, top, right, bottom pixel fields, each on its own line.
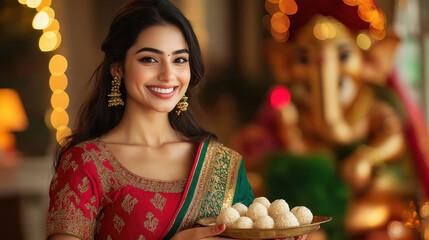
left=61, top=138, right=106, bottom=164
left=206, top=138, right=243, bottom=162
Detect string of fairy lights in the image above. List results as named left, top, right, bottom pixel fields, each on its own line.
left=18, top=0, right=71, bottom=145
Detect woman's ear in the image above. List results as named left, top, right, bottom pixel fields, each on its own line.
left=110, top=63, right=124, bottom=79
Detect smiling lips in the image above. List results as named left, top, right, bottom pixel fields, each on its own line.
left=147, top=86, right=178, bottom=99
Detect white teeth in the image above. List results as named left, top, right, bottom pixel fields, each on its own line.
left=149, top=87, right=174, bottom=94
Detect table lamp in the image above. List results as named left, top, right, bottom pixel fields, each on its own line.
left=0, top=89, right=28, bottom=152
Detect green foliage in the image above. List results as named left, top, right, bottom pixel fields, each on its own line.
left=265, top=152, right=351, bottom=240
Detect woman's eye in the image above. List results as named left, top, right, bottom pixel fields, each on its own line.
left=175, top=57, right=188, bottom=63
left=139, top=57, right=157, bottom=63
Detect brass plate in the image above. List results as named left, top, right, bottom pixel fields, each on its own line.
left=197, top=216, right=332, bottom=239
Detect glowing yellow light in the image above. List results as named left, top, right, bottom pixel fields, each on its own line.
left=43, top=18, right=59, bottom=33
left=49, top=54, right=68, bottom=76
left=39, top=31, right=60, bottom=52
left=56, top=126, right=71, bottom=145
left=32, top=11, right=49, bottom=30
left=358, top=0, right=374, bottom=6
left=36, top=0, right=51, bottom=11
left=271, top=12, right=290, bottom=33
left=343, top=0, right=357, bottom=6
left=357, top=33, right=371, bottom=50
left=314, top=23, right=327, bottom=40
left=265, top=0, right=280, bottom=15
left=387, top=221, right=405, bottom=238
left=50, top=108, right=69, bottom=129
left=420, top=202, right=429, bottom=218
left=279, top=0, right=298, bottom=15
left=49, top=74, right=68, bottom=91
left=371, top=12, right=385, bottom=30
left=18, top=0, right=27, bottom=5
left=26, top=0, right=42, bottom=8
left=51, top=90, right=69, bottom=109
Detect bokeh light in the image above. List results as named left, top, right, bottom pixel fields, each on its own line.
left=343, top=0, right=357, bottom=6
left=279, top=0, right=298, bottom=15
left=50, top=108, right=69, bottom=129
left=32, top=11, right=49, bottom=29
left=49, top=54, right=68, bottom=76
left=49, top=74, right=68, bottom=91
left=270, top=86, right=291, bottom=109
left=39, top=31, right=60, bottom=52
left=357, top=33, right=371, bottom=50
left=271, top=12, right=290, bottom=33
left=18, top=0, right=27, bottom=5
left=51, top=90, right=69, bottom=110
left=26, top=0, right=42, bottom=8
left=36, top=0, right=51, bottom=11
left=43, top=18, right=59, bottom=33
left=56, top=126, right=72, bottom=145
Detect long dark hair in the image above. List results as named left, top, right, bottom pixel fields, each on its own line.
left=55, top=0, right=214, bottom=168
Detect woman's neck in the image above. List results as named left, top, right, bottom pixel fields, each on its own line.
left=103, top=102, right=182, bottom=147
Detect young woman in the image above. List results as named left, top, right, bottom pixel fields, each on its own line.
left=46, top=0, right=308, bottom=239
left=46, top=0, right=255, bottom=239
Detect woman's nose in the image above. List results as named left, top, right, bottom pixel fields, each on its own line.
left=158, top=62, right=175, bottom=82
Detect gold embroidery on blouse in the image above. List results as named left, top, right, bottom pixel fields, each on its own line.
left=56, top=184, right=80, bottom=206
left=113, top=214, right=125, bottom=233
left=121, top=194, right=138, bottom=214
left=78, top=177, right=89, bottom=194
left=150, top=193, right=167, bottom=212
left=85, top=202, right=98, bottom=217
left=62, top=153, right=78, bottom=172
left=93, top=139, right=187, bottom=193
left=46, top=183, right=97, bottom=239
left=51, top=173, right=59, bottom=191
left=138, top=235, right=146, bottom=240
left=144, top=212, right=159, bottom=233
left=91, top=195, right=96, bottom=203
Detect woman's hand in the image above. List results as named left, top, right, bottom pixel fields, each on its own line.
left=171, top=224, right=228, bottom=240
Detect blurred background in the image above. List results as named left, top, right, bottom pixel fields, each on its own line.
left=1, top=0, right=429, bottom=239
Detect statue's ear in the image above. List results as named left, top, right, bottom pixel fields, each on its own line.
left=361, top=29, right=400, bottom=85
left=264, top=39, right=292, bottom=84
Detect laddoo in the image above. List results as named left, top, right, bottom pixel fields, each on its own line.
left=232, top=202, right=248, bottom=216
left=253, top=196, right=271, bottom=209
left=268, top=199, right=290, bottom=218
left=274, top=212, right=300, bottom=228
left=246, top=202, right=268, bottom=221
left=253, top=215, right=275, bottom=229
left=231, top=216, right=253, bottom=229
left=216, top=207, right=240, bottom=228
left=291, top=206, right=313, bottom=225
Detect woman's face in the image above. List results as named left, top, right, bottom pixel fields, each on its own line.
left=119, top=24, right=191, bottom=113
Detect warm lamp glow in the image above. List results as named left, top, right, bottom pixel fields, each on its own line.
left=0, top=89, right=28, bottom=151
left=50, top=108, right=69, bottom=129
left=43, top=18, right=59, bottom=33
left=51, top=90, right=69, bottom=109
left=36, top=0, right=51, bottom=11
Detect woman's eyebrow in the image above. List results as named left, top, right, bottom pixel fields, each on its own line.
left=135, top=47, right=189, bottom=55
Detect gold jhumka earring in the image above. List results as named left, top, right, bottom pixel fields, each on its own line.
left=175, top=95, right=188, bottom=115
left=107, top=76, right=124, bottom=107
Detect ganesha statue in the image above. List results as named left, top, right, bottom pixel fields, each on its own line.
left=232, top=0, right=428, bottom=239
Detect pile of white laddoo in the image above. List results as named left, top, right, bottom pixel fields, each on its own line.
left=216, top=197, right=313, bottom=229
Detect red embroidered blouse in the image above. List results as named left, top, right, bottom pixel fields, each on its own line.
left=46, top=139, right=187, bottom=240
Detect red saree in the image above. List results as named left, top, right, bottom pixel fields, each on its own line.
left=46, top=138, right=254, bottom=240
